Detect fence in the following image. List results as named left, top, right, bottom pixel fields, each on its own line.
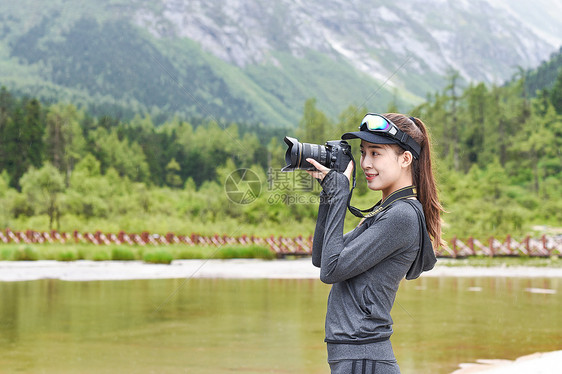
left=439, top=235, right=562, bottom=258
left=0, top=228, right=560, bottom=258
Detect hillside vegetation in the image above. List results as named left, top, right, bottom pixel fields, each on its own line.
left=0, top=66, right=561, bottom=240
left=1, top=0, right=559, bottom=128
left=523, top=47, right=562, bottom=96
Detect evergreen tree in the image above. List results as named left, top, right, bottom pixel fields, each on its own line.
left=462, top=83, right=488, bottom=169
left=444, top=70, right=461, bottom=170
left=4, top=98, right=46, bottom=188
left=88, top=127, right=151, bottom=183
left=23, top=98, right=45, bottom=169
left=549, top=69, right=562, bottom=114
left=165, top=158, right=183, bottom=188
left=0, top=87, right=15, bottom=169
left=3, top=108, right=24, bottom=188
left=296, top=98, right=331, bottom=145
left=123, top=114, right=167, bottom=185
left=44, top=103, right=86, bottom=185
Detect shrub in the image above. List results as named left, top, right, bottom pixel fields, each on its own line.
left=92, top=248, right=111, bottom=261
left=0, top=248, right=14, bottom=260
left=215, top=245, right=274, bottom=260
left=57, top=250, right=77, bottom=262
left=75, top=247, right=88, bottom=260
left=143, top=250, right=173, bottom=264
left=13, top=246, right=39, bottom=261
left=111, top=247, right=136, bottom=261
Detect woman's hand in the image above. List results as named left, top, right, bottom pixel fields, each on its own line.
left=305, top=158, right=354, bottom=183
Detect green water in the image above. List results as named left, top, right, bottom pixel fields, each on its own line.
left=0, top=276, right=560, bottom=373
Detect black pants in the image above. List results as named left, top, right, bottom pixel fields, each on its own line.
left=329, top=359, right=400, bottom=374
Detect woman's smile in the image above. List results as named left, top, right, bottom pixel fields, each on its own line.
left=364, top=172, right=377, bottom=181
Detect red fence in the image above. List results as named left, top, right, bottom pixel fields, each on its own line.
left=0, top=228, right=560, bottom=258
left=439, top=235, right=562, bottom=258
left=0, top=229, right=314, bottom=257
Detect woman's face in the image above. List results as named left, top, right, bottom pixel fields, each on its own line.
left=359, top=140, right=412, bottom=198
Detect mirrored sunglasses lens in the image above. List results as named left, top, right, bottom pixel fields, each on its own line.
left=364, top=115, right=389, bottom=131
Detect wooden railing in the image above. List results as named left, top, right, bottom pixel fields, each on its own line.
left=0, top=229, right=560, bottom=258
left=438, top=235, right=561, bottom=258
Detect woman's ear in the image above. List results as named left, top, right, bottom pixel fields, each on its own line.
left=401, top=151, right=413, bottom=168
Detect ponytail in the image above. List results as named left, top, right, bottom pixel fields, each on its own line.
left=385, top=113, right=444, bottom=248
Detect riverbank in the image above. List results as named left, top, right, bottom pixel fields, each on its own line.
left=1, top=258, right=562, bottom=282
left=451, top=350, right=562, bottom=374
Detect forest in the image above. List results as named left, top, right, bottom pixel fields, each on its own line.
left=0, top=67, right=561, bottom=241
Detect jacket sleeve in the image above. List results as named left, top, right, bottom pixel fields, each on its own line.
left=311, top=190, right=329, bottom=268
left=312, top=177, right=360, bottom=268
left=318, top=171, right=418, bottom=284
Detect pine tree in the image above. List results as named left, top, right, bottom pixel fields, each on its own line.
left=44, top=103, right=86, bottom=185
left=296, top=98, right=331, bottom=145
left=0, top=87, right=14, bottom=169
left=549, top=68, right=562, bottom=114
left=165, top=158, right=183, bottom=188
left=3, top=107, right=24, bottom=188
left=23, top=98, right=45, bottom=168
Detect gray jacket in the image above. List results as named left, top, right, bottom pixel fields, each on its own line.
left=312, top=171, right=436, bottom=360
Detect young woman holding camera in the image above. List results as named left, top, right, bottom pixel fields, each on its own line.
left=306, top=113, right=443, bottom=374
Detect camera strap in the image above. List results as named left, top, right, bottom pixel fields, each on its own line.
left=346, top=153, right=417, bottom=218
left=348, top=185, right=417, bottom=218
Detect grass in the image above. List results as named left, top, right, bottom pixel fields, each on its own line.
left=111, top=247, right=136, bottom=261
left=0, top=243, right=275, bottom=262
left=143, top=249, right=174, bottom=264
left=12, top=246, right=40, bottom=261
left=0, top=244, right=558, bottom=266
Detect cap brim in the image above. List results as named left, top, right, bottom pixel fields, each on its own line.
left=341, top=131, right=399, bottom=145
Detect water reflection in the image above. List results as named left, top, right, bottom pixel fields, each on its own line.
left=393, top=277, right=561, bottom=373
left=0, top=276, right=560, bottom=373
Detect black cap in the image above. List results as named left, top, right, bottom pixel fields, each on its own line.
left=342, top=131, right=401, bottom=146
left=341, top=130, right=420, bottom=159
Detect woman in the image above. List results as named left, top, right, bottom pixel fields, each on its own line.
left=306, top=113, right=443, bottom=374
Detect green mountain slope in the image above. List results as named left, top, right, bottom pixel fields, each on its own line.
left=0, top=0, right=559, bottom=127
left=0, top=1, right=402, bottom=127
left=523, top=47, right=562, bottom=95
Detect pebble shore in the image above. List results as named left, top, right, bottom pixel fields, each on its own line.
left=1, top=258, right=562, bottom=281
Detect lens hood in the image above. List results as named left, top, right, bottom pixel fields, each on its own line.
left=281, top=136, right=301, bottom=171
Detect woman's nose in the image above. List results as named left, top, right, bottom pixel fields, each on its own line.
left=360, top=156, right=371, bottom=170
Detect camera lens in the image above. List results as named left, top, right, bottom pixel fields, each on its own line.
left=282, top=136, right=328, bottom=171
left=302, top=143, right=328, bottom=168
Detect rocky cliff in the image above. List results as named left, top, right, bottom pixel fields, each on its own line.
left=0, top=0, right=560, bottom=126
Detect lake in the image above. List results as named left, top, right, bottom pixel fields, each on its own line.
left=0, top=275, right=560, bottom=373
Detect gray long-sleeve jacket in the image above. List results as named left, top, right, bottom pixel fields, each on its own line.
left=312, top=170, right=436, bottom=361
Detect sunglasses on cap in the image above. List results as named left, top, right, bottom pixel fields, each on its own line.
left=360, top=113, right=421, bottom=159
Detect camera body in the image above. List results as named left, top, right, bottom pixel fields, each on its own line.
left=281, top=136, right=352, bottom=172
left=324, top=140, right=353, bottom=172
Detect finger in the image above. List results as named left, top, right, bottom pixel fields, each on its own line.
left=306, top=158, right=329, bottom=173
left=306, top=169, right=325, bottom=181
left=344, top=160, right=354, bottom=182
left=305, top=170, right=320, bottom=179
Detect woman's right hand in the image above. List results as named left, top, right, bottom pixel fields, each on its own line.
left=305, top=158, right=354, bottom=183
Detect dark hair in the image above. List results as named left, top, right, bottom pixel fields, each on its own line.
left=384, top=113, right=444, bottom=248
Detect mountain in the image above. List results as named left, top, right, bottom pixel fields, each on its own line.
left=519, top=47, right=562, bottom=96
left=0, top=0, right=560, bottom=128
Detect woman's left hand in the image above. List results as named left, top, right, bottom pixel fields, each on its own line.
left=305, top=158, right=354, bottom=183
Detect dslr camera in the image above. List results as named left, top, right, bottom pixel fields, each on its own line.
left=281, top=136, right=352, bottom=172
